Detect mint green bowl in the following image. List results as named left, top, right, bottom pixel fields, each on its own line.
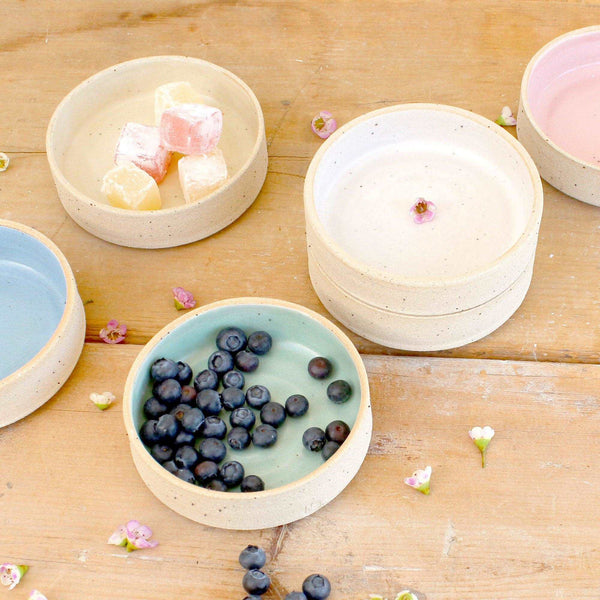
left=123, top=298, right=371, bottom=530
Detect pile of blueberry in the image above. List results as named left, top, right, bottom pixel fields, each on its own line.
left=239, top=545, right=331, bottom=600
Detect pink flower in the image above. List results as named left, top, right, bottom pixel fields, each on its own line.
left=99, top=319, right=127, bottom=344
left=410, top=198, right=436, bottom=224
left=28, top=592, right=47, bottom=600
left=108, top=520, right=158, bottom=552
left=0, top=564, right=28, bottom=589
left=495, top=106, right=517, bottom=127
left=404, top=465, right=432, bottom=495
left=311, top=111, right=337, bottom=139
left=172, top=287, right=196, bottom=310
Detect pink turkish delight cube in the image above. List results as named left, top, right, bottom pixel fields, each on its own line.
left=159, top=103, right=223, bottom=155
left=115, top=122, right=172, bottom=183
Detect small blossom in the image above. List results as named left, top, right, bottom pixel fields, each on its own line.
left=311, top=110, right=337, bottom=139
left=0, top=564, right=28, bottom=589
left=28, top=592, right=47, bottom=600
left=404, top=465, right=432, bottom=495
left=395, top=593, right=418, bottom=600
left=89, top=391, right=115, bottom=410
left=172, top=287, right=196, bottom=310
left=469, top=426, right=495, bottom=467
left=0, top=152, right=9, bottom=172
left=495, top=106, right=517, bottom=127
left=108, top=520, right=158, bottom=552
left=410, top=197, right=436, bottom=224
left=99, top=319, right=127, bottom=344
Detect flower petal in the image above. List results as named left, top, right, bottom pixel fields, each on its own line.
left=29, top=591, right=48, bottom=600
left=311, top=111, right=338, bottom=139
left=0, top=153, right=9, bottom=172
left=107, top=525, right=128, bottom=546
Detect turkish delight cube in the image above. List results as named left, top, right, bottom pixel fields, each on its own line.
left=178, top=149, right=228, bottom=203
left=160, top=103, right=222, bottom=155
left=101, top=162, right=161, bottom=210
left=154, top=81, right=204, bottom=125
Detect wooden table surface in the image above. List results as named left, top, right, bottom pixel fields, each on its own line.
left=1, top=2, right=599, bottom=599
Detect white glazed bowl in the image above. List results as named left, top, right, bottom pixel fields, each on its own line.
left=122, top=298, right=372, bottom=530
left=46, top=56, right=267, bottom=248
left=304, top=104, right=543, bottom=350
left=0, top=220, right=85, bottom=427
left=518, top=26, right=600, bottom=206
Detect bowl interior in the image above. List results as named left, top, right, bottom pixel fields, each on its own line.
left=311, top=106, right=537, bottom=281
left=0, top=225, right=66, bottom=379
left=49, top=57, right=261, bottom=209
left=526, top=29, right=600, bottom=166
left=129, top=303, right=364, bottom=490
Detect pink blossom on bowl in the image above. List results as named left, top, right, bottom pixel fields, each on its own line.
left=172, top=287, right=196, bottom=310
left=99, top=319, right=127, bottom=344
left=495, top=106, right=517, bottom=127
left=28, top=592, right=47, bottom=600
left=0, top=564, right=28, bottom=589
left=108, top=520, right=158, bottom=552
left=404, top=465, right=432, bottom=495
left=410, top=198, right=436, bottom=224
left=311, top=111, right=337, bottom=139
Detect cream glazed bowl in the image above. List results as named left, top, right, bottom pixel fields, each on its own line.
left=0, top=220, right=85, bottom=427
left=518, top=26, right=600, bottom=206
left=122, top=298, right=372, bottom=530
left=46, top=56, right=268, bottom=248
left=304, top=104, right=543, bottom=351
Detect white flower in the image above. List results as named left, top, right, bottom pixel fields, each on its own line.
left=29, top=592, right=48, bottom=600
left=404, top=465, right=432, bottom=495
left=495, top=106, right=517, bottom=126
left=469, top=426, right=495, bottom=467
left=90, top=391, right=115, bottom=410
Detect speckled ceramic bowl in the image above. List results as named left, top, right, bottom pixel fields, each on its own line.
left=518, top=26, right=600, bottom=206
left=46, top=56, right=267, bottom=248
left=0, top=220, right=85, bottom=427
left=122, top=298, right=371, bottom=530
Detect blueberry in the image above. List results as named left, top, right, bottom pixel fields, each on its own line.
left=176, top=361, right=193, bottom=385
left=252, top=424, right=277, bottom=448
left=174, top=445, right=199, bottom=470
left=244, top=596, right=264, bottom=600
left=150, top=358, right=179, bottom=382
left=260, top=402, right=286, bottom=428
left=222, top=369, right=245, bottom=389
left=241, top=475, right=265, bottom=492
left=181, top=407, right=205, bottom=434
left=180, top=385, right=197, bottom=405
left=156, top=413, right=179, bottom=441
left=193, top=460, right=219, bottom=486
left=239, top=545, right=267, bottom=570
left=199, top=416, right=227, bottom=439
left=228, top=426, right=251, bottom=450
left=308, top=357, right=332, bottom=379
left=206, top=478, right=228, bottom=492
left=170, top=403, right=191, bottom=424
left=216, top=327, right=247, bottom=353
left=285, top=394, right=309, bottom=417
left=208, top=350, right=234, bottom=374
left=246, top=385, right=271, bottom=409
left=162, top=459, right=178, bottom=475
left=230, top=407, right=256, bottom=430
left=173, top=430, right=195, bottom=447
left=285, top=594, right=308, bottom=600
left=235, top=350, right=259, bottom=373
left=150, top=443, right=173, bottom=463
left=302, top=427, right=326, bottom=452
left=194, top=368, right=219, bottom=392
left=219, top=460, right=244, bottom=487
left=199, top=438, right=227, bottom=463
left=242, top=570, right=271, bottom=596
left=222, top=387, right=246, bottom=411
left=174, top=468, right=196, bottom=484
left=139, top=419, right=161, bottom=445
left=196, top=389, right=222, bottom=416
left=325, top=420, right=350, bottom=444
left=321, top=441, right=340, bottom=461
left=326, top=380, right=351, bottom=404
left=302, top=574, right=331, bottom=600
left=247, top=331, right=272, bottom=355
left=143, top=397, right=167, bottom=419
left=153, top=378, right=182, bottom=405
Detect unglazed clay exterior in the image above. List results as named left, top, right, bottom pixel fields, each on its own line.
left=46, top=56, right=268, bottom=248
left=0, top=220, right=85, bottom=427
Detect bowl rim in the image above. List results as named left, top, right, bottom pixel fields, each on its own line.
left=0, top=219, right=80, bottom=389
left=122, top=297, right=371, bottom=501
left=304, top=102, right=543, bottom=289
left=520, top=25, right=600, bottom=173
left=45, top=55, right=266, bottom=216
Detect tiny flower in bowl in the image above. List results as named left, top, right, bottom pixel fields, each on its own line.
left=28, top=592, right=47, bottom=600
left=0, top=564, right=28, bottom=589
left=495, top=106, right=517, bottom=127
left=99, top=319, right=127, bottom=344
left=0, top=152, right=9, bottom=172
left=172, top=286, right=196, bottom=310
left=311, top=110, right=337, bottom=139
left=89, top=391, right=115, bottom=410
left=410, top=198, right=436, bottom=224
left=404, top=465, right=432, bottom=495
left=469, top=426, right=495, bottom=467
left=108, top=520, right=158, bottom=552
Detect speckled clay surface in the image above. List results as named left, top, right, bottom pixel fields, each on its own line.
left=46, top=56, right=268, bottom=248
left=122, top=298, right=372, bottom=530
left=518, top=26, right=600, bottom=206
left=0, top=219, right=85, bottom=427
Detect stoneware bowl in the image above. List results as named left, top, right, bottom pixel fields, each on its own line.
left=122, top=298, right=372, bottom=530
left=304, top=103, right=543, bottom=351
left=0, top=219, right=85, bottom=427
left=46, top=56, right=268, bottom=248
left=518, top=26, right=600, bottom=206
